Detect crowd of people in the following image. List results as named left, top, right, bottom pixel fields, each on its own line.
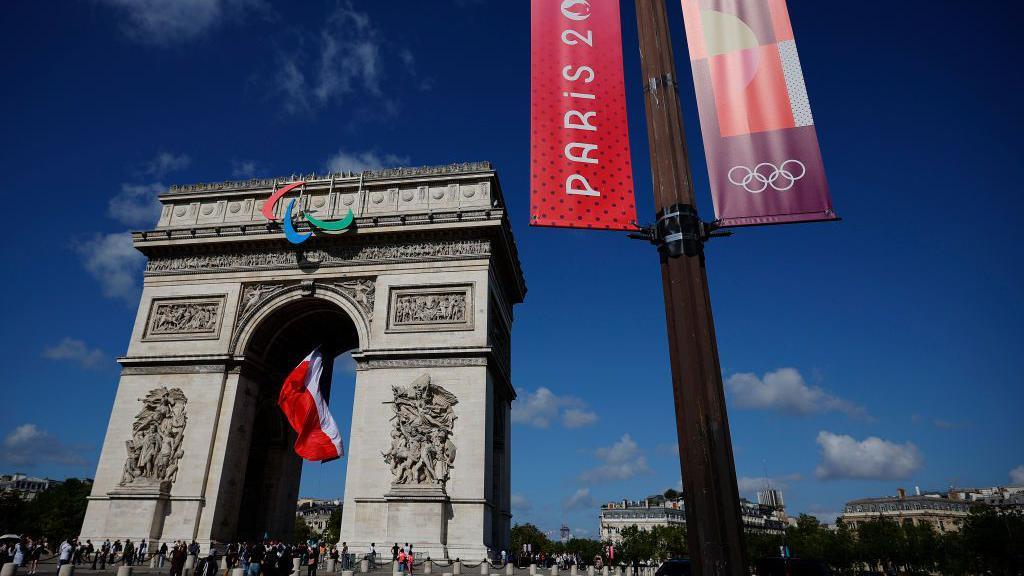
left=0, top=537, right=532, bottom=574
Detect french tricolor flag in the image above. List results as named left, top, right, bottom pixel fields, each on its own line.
left=278, top=347, right=344, bottom=462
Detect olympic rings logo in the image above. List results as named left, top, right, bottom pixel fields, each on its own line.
left=261, top=181, right=355, bottom=245
left=727, top=160, right=806, bottom=194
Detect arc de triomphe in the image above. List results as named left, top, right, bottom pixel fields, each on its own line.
left=79, top=162, right=525, bottom=560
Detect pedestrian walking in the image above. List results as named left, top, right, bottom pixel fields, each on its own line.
left=171, top=543, right=188, bottom=576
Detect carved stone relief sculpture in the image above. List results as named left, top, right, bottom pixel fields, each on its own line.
left=387, top=285, right=473, bottom=332
left=119, top=387, right=188, bottom=490
left=144, top=297, right=225, bottom=340
left=382, top=375, right=458, bottom=488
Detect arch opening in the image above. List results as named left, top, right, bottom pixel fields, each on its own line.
left=233, top=296, right=359, bottom=543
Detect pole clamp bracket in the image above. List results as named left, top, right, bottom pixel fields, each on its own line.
left=627, top=203, right=732, bottom=257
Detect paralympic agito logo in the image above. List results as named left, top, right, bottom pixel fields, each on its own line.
left=261, top=181, right=355, bottom=245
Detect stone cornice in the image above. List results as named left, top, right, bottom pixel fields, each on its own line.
left=165, top=161, right=493, bottom=196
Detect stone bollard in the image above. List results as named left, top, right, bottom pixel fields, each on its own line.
left=293, top=558, right=302, bottom=576
left=1, top=562, right=17, bottom=576
left=505, top=564, right=513, bottom=576
left=424, top=561, right=433, bottom=574
left=529, top=565, right=537, bottom=576
left=183, top=567, right=193, bottom=576
left=453, top=562, right=462, bottom=576
left=570, top=566, right=577, bottom=576
left=327, top=560, right=337, bottom=573
left=551, top=567, right=558, bottom=576
left=481, top=563, right=490, bottom=575
left=587, top=567, right=594, bottom=576
left=359, top=559, right=368, bottom=573
left=232, top=569, right=245, bottom=576
left=185, top=557, right=196, bottom=571
left=117, top=566, right=134, bottom=576
left=342, top=571, right=355, bottom=576
left=58, top=564, right=74, bottom=576
left=393, top=561, right=400, bottom=574
left=443, top=573, right=453, bottom=576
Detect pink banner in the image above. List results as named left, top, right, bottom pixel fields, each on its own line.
left=681, top=0, right=837, bottom=227
left=530, top=0, right=638, bottom=230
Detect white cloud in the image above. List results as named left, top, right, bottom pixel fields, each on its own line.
left=335, top=351, right=357, bottom=374
left=727, top=368, right=867, bottom=418
left=815, top=431, right=923, bottom=480
left=275, top=3, right=393, bottom=115
left=99, top=0, right=268, bottom=45
left=108, top=182, right=166, bottom=227
left=76, top=232, right=146, bottom=303
left=145, top=152, right=190, bottom=178
left=736, top=474, right=802, bottom=497
left=232, top=160, right=260, bottom=178
left=1, top=424, right=87, bottom=467
left=579, top=434, right=651, bottom=484
left=510, top=494, right=531, bottom=512
left=1011, top=465, right=1024, bottom=485
left=42, top=338, right=107, bottom=369
left=513, top=387, right=598, bottom=429
left=564, top=488, right=595, bottom=512
left=562, top=408, right=598, bottom=429
left=326, top=150, right=410, bottom=174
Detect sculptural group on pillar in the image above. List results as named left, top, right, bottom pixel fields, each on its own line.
left=382, top=375, right=458, bottom=487
left=120, top=387, right=188, bottom=488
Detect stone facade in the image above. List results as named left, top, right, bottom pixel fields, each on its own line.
left=80, top=163, right=525, bottom=560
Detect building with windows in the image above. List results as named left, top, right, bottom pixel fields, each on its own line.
left=295, top=498, right=342, bottom=535
left=599, top=493, right=786, bottom=542
left=841, top=488, right=971, bottom=533
left=0, top=473, right=61, bottom=500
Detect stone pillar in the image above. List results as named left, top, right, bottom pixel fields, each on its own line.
left=529, top=565, right=537, bottom=576
left=359, top=559, right=368, bottom=573
left=327, top=560, right=337, bottom=573
left=454, top=561, right=462, bottom=575
left=58, top=565, right=74, bottom=576
left=480, top=563, right=489, bottom=575
left=1, top=563, right=17, bottom=576
left=117, top=567, right=134, bottom=576
left=424, top=561, right=433, bottom=574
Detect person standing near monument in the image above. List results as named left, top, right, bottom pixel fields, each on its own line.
left=305, top=544, right=318, bottom=576
left=170, top=542, right=188, bottom=576
left=159, top=542, right=169, bottom=568
left=247, top=541, right=265, bottom=576
left=58, top=539, right=73, bottom=568
left=368, top=543, right=376, bottom=570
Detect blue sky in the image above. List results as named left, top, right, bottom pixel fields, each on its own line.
left=1, top=0, right=1022, bottom=540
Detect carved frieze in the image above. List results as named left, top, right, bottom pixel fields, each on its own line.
left=239, top=283, right=288, bottom=318
left=331, top=279, right=376, bottom=317
left=357, top=357, right=487, bottom=370
left=145, top=239, right=490, bottom=275
left=382, top=374, right=458, bottom=487
left=387, top=285, right=473, bottom=333
left=119, top=387, right=188, bottom=490
left=143, top=296, right=226, bottom=341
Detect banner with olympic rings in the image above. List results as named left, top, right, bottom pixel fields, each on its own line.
left=680, top=0, right=838, bottom=227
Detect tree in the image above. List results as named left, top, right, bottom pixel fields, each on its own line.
left=663, top=489, right=680, bottom=500
left=616, top=525, right=686, bottom=565
left=294, top=517, right=313, bottom=544
left=323, top=507, right=342, bottom=545
left=512, top=523, right=552, bottom=558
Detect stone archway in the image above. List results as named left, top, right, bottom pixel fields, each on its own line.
left=78, top=163, right=525, bottom=560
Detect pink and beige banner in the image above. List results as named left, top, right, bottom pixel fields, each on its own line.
left=681, top=0, right=837, bottom=227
